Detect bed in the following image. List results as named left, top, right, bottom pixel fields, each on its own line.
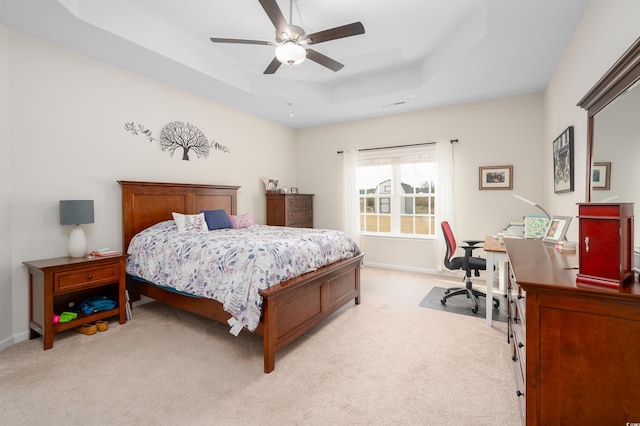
left=119, top=180, right=364, bottom=373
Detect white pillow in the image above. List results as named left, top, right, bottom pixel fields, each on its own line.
left=172, top=212, right=208, bottom=233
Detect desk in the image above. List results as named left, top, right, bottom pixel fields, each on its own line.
left=484, top=236, right=508, bottom=326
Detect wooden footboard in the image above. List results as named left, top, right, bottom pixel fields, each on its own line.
left=260, top=253, right=364, bottom=372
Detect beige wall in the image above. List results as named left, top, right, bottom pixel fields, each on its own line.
left=296, top=94, right=545, bottom=271
left=1, top=29, right=297, bottom=349
left=1, top=26, right=12, bottom=343
left=543, top=0, right=640, bottom=241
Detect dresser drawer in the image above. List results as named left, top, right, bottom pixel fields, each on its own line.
left=54, top=263, right=120, bottom=293
left=511, top=320, right=526, bottom=373
left=287, top=197, right=312, bottom=210
left=512, top=350, right=526, bottom=423
left=288, top=209, right=311, bottom=222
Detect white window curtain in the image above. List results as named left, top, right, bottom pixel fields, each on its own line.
left=342, top=150, right=360, bottom=246
left=434, top=140, right=455, bottom=271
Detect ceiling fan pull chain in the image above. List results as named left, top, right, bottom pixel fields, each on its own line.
left=288, top=65, right=295, bottom=117
left=288, top=0, right=293, bottom=25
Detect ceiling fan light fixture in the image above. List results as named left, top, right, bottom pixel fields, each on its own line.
left=275, top=42, right=306, bottom=65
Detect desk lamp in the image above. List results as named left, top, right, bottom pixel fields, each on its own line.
left=513, top=195, right=551, bottom=221
left=59, top=200, right=94, bottom=258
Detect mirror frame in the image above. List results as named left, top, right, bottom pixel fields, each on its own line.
left=577, top=37, right=640, bottom=201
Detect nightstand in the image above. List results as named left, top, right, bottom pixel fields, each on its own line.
left=23, top=254, right=128, bottom=349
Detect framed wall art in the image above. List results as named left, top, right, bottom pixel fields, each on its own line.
left=591, top=162, right=611, bottom=190
left=479, top=165, right=513, bottom=190
left=553, top=126, right=574, bottom=193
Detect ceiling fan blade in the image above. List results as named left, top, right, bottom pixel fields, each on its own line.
left=306, top=49, right=344, bottom=72
left=263, top=57, right=282, bottom=74
left=302, top=22, right=365, bottom=45
left=258, top=0, right=290, bottom=36
left=210, top=37, right=274, bottom=46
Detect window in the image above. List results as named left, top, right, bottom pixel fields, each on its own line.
left=357, top=145, right=437, bottom=237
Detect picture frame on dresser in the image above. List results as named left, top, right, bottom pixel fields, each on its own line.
left=542, top=216, right=571, bottom=244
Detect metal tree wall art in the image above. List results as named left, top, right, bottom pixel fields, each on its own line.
left=124, top=121, right=230, bottom=161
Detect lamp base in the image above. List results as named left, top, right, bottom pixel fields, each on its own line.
left=68, top=225, right=87, bottom=258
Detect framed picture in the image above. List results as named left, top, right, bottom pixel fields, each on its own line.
left=479, top=165, right=513, bottom=190
left=262, top=178, right=279, bottom=193
left=553, top=126, right=574, bottom=193
left=542, top=216, right=572, bottom=244
left=591, top=162, right=611, bottom=190
left=290, top=187, right=299, bottom=194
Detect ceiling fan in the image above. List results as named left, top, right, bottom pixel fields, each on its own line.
left=210, top=0, right=365, bottom=74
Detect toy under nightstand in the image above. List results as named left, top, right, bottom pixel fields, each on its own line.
left=23, top=254, right=127, bottom=349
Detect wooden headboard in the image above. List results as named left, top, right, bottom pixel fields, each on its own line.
left=119, top=181, right=240, bottom=253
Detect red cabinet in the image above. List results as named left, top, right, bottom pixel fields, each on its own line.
left=576, top=203, right=634, bottom=288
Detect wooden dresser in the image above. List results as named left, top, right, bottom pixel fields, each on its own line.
left=266, top=193, right=313, bottom=228
left=504, top=238, right=640, bottom=425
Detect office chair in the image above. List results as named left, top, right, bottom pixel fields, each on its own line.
left=440, top=221, right=500, bottom=313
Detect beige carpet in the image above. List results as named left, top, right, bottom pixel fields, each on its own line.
left=0, top=267, right=520, bottom=425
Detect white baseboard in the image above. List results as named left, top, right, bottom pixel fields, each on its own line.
left=362, top=261, right=438, bottom=274
left=0, top=331, right=29, bottom=352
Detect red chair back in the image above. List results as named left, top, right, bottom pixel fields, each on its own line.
left=441, top=221, right=457, bottom=261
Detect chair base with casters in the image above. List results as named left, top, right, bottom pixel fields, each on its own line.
left=440, top=278, right=501, bottom=314
left=440, top=221, right=500, bottom=314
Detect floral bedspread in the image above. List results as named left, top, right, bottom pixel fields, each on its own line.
left=126, top=221, right=360, bottom=331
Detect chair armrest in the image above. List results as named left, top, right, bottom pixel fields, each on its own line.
left=460, top=245, right=485, bottom=269
left=460, top=245, right=482, bottom=258
left=463, top=239, right=483, bottom=246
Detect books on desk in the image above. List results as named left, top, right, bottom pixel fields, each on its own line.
left=503, top=221, right=524, bottom=238
left=89, top=248, right=121, bottom=257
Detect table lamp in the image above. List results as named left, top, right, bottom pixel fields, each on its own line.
left=59, top=200, right=94, bottom=258
left=513, top=195, right=551, bottom=221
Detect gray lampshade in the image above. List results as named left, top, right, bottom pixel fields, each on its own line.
left=59, top=200, right=94, bottom=225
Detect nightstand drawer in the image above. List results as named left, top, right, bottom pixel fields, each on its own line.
left=54, top=263, right=120, bottom=293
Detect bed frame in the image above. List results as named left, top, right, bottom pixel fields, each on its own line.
left=119, top=180, right=364, bottom=373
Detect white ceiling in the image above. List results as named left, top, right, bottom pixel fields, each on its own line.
left=0, top=0, right=590, bottom=129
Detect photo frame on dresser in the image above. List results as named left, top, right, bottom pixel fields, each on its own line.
left=553, top=126, right=574, bottom=193
left=542, top=216, right=572, bottom=243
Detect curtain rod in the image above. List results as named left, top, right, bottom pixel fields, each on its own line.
left=337, top=139, right=458, bottom=154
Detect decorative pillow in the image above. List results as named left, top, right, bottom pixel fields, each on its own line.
left=200, top=209, right=233, bottom=230
left=229, top=213, right=255, bottom=229
left=172, top=212, right=208, bottom=233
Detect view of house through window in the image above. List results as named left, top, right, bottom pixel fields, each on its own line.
left=357, top=146, right=437, bottom=236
